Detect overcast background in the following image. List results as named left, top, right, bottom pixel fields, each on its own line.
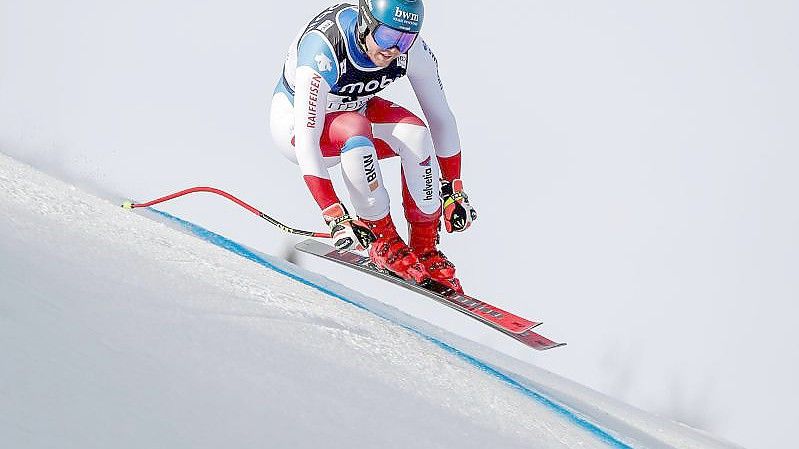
left=2, top=1, right=797, bottom=448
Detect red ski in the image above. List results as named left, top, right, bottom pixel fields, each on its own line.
left=295, top=239, right=565, bottom=350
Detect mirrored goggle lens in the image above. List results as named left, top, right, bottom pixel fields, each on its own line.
left=372, top=25, right=417, bottom=53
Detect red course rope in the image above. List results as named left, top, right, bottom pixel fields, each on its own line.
left=125, top=186, right=329, bottom=239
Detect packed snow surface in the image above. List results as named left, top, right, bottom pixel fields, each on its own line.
left=0, top=153, right=741, bottom=448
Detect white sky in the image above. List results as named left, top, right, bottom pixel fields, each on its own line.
left=1, top=1, right=797, bottom=447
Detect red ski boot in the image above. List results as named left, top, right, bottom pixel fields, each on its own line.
left=408, top=220, right=463, bottom=293
left=361, top=215, right=429, bottom=285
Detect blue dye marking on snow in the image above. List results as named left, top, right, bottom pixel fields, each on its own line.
left=152, top=209, right=633, bottom=449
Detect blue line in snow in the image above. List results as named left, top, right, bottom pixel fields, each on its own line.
left=153, top=209, right=633, bottom=449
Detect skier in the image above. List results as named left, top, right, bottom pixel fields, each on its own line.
left=269, top=0, right=476, bottom=292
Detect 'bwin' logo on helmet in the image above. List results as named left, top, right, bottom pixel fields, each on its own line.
left=394, top=7, right=419, bottom=23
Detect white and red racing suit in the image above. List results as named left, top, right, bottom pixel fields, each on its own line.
left=269, top=3, right=462, bottom=224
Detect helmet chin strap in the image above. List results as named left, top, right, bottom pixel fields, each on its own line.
left=356, top=23, right=370, bottom=54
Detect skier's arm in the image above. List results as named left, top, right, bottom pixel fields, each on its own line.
left=407, top=39, right=476, bottom=232
left=406, top=38, right=462, bottom=181
left=293, top=32, right=340, bottom=210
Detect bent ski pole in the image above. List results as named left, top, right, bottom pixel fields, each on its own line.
left=122, top=186, right=330, bottom=238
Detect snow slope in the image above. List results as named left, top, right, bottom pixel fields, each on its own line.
left=0, top=152, right=742, bottom=449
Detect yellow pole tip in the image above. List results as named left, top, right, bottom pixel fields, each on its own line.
left=121, top=200, right=134, bottom=209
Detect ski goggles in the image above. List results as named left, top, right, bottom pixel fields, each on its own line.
left=372, top=24, right=418, bottom=53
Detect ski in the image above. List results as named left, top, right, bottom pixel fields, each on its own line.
left=511, top=328, right=566, bottom=351
left=295, top=239, right=565, bottom=350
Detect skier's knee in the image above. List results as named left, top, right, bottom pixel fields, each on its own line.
left=329, top=112, right=373, bottom=149
left=405, top=125, right=433, bottom=154
left=391, top=123, right=434, bottom=161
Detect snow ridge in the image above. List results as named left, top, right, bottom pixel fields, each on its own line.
left=153, top=209, right=633, bottom=449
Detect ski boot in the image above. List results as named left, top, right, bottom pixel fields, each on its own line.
left=361, top=215, right=430, bottom=285
left=408, top=220, right=463, bottom=293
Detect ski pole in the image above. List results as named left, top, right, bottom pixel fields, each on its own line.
left=122, top=186, right=330, bottom=238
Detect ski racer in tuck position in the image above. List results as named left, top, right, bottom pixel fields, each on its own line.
left=270, top=0, right=477, bottom=292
